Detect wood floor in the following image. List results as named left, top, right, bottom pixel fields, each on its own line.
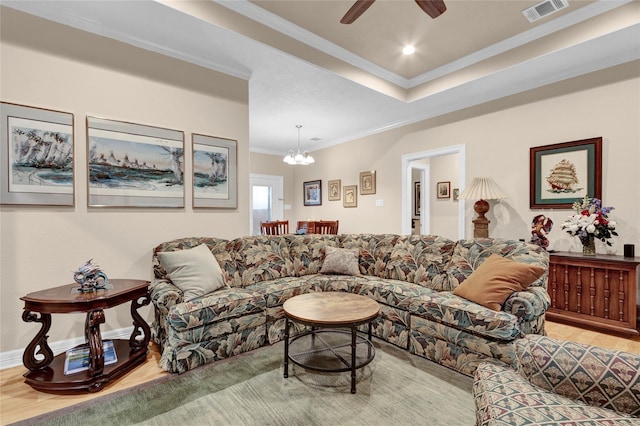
left=1, top=321, right=639, bottom=425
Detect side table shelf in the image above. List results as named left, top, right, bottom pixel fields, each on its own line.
left=21, top=279, right=151, bottom=393
left=547, top=252, right=640, bottom=336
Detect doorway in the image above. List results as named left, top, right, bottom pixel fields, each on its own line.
left=249, top=174, right=284, bottom=235
left=401, top=145, right=466, bottom=238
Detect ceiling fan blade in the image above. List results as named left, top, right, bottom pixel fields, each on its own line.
left=340, top=0, right=376, bottom=24
left=415, top=0, right=447, bottom=18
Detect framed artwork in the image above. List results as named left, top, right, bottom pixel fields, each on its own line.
left=1, top=102, right=74, bottom=206
left=414, top=182, right=421, bottom=216
left=437, top=181, right=450, bottom=199
left=359, top=170, right=376, bottom=195
left=343, top=185, right=357, bottom=208
left=303, top=180, right=322, bottom=206
left=328, top=179, right=341, bottom=201
left=530, top=137, right=602, bottom=209
left=453, top=188, right=460, bottom=201
left=87, top=116, right=184, bottom=207
left=192, top=133, right=237, bottom=208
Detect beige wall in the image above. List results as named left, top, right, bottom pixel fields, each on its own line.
left=284, top=62, right=639, bottom=254
left=0, top=9, right=249, bottom=355
left=1, top=7, right=639, bottom=363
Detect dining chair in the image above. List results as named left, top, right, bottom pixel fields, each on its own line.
left=275, top=220, right=289, bottom=234
left=317, top=220, right=339, bottom=234
left=261, top=220, right=289, bottom=235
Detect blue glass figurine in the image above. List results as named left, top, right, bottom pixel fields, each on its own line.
left=73, top=259, right=109, bottom=292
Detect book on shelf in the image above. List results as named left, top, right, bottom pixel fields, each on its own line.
left=64, top=340, right=118, bottom=375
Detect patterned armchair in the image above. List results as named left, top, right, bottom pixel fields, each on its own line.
left=473, top=334, right=640, bottom=425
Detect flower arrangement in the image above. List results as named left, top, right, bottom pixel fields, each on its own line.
left=561, top=196, right=618, bottom=246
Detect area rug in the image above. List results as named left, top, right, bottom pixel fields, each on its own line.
left=18, top=340, right=475, bottom=425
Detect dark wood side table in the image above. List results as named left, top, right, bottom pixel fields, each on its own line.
left=547, top=252, right=639, bottom=336
left=20, top=279, right=151, bottom=393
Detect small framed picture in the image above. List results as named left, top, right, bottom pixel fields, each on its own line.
left=343, top=185, right=357, bottom=208
left=437, top=181, right=450, bottom=199
left=359, top=171, right=376, bottom=195
left=328, top=179, right=341, bottom=201
left=303, top=180, right=322, bottom=206
left=453, top=188, right=460, bottom=201
left=192, top=133, right=237, bottom=209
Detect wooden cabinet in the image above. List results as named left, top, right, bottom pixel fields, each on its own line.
left=547, top=252, right=639, bottom=336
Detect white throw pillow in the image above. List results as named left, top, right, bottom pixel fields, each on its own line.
left=157, top=244, right=225, bottom=301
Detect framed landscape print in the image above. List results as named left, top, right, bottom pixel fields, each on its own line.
left=328, top=179, right=341, bottom=201
left=343, top=185, right=357, bottom=208
left=192, top=133, right=237, bottom=208
left=87, top=116, right=184, bottom=207
left=1, top=102, right=74, bottom=206
left=530, top=137, right=602, bottom=209
left=303, top=180, right=322, bottom=206
left=359, top=171, right=376, bottom=195
left=437, top=181, right=450, bottom=199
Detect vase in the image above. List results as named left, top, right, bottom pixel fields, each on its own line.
left=581, top=235, right=596, bottom=256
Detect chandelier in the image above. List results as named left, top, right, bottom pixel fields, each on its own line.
left=283, top=125, right=314, bottom=165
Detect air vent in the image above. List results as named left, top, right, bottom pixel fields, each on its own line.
left=522, top=0, right=569, bottom=23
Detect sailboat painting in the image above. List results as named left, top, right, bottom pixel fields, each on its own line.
left=192, top=134, right=237, bottom=208
left=530, top=137, right=602, bottom=209
left=540, top=150, right=587, bottom=199
left=87, top=117, right=184, bottom=207
left=545, top=158, right=583, bottom=194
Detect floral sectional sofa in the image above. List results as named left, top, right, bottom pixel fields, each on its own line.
left=150, top=234, right=550, bottom=375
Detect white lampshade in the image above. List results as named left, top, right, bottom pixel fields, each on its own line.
left=458, top=177, right=506, bottom=201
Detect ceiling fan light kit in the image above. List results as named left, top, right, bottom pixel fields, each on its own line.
left=341, top=0, right=446, bottom=24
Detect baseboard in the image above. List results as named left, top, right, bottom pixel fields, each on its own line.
left=0, top=327, right=134, bottom=370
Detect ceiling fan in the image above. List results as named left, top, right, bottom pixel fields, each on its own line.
left=340, top=0, right=447, bottom=24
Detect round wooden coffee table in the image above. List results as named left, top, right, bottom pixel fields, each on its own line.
left=283, top=292, right=380, bottom=394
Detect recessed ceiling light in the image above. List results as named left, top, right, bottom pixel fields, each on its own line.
left=402, top=45, right=416, bottom=55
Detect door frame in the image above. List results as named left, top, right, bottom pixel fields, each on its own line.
left=249, top=173, right=284, bottom=235
left=401, top=145, right=466, bottom=238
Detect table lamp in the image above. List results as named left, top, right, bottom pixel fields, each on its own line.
left=457, top=177, right=506, bottom=238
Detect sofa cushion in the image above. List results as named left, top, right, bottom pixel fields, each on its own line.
left=245, top=277, right=312, bottom=308
left=516, top=335, right=640, bottom=416
left=443, top=238, right=548, bottom=290
left=339, top=234, right=400, bottom=278
left=157, top=244, right=226, bottom=301
left=453, top=254, right=544, bottom=311
left=229, top=236, right=293, bottom=287
left=167, top=287, right=265, bottom=333
left=320, top=246, right=360, bottom=275
left=408, top=292, right=521, bottom=341
left=386, top=235, right=457, bottom=290
left=473, top=362, right=639, bottom=425
left=286, top=234, right=340, bottom=276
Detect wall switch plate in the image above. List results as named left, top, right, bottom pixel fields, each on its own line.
left=375, top=199, right=384, bottom=207
left=284, top=204, right=291, bottom=210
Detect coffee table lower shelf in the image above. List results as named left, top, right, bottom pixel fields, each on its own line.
left=284, top=328, right=375, bottom=394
